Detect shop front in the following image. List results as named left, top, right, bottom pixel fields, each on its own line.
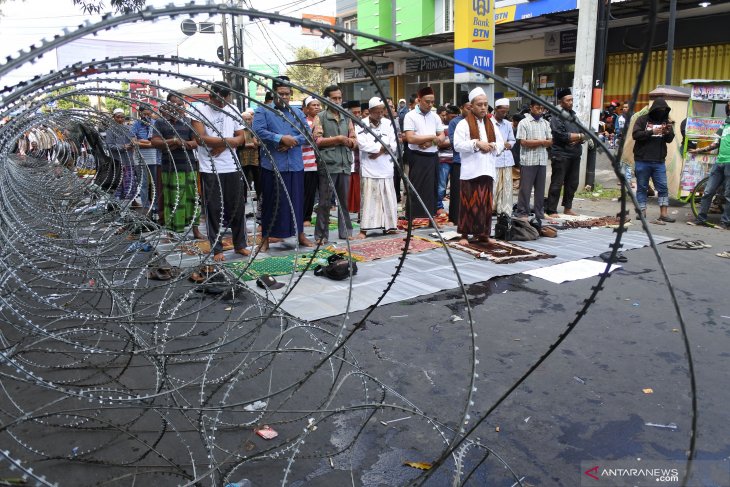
left=338, top=61, right=394, bottom=104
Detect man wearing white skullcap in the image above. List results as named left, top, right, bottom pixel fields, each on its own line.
left=492, top=98, right=516, bottom=217
left=452, top=87, right=504, bottom=245
left=301, top=95, right=322, bottom=226
left=355, top=97, right=399, bottom=237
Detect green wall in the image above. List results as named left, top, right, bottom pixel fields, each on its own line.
left=395, top=0, right=435, bottom=42
left=357, top=0, right=392, bottom=49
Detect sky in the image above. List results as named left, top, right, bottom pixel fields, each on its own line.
left=0, top=0, right=336, bottom=89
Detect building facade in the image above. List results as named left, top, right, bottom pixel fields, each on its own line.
left=292, top=0, right=730, bottom=111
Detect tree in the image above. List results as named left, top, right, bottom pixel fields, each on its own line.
left=102, top=81, right=130, bottom=114
left=286, top=47, right=336, bottom=99
left=1, top=0, right=145, bottom=15
left=72, top=0, right=146, bottom=14
left=42, top=86, right=91, bottom=112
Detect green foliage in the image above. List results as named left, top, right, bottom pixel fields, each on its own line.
left=102, top=81, right=131, bottom=115
left=42, top=86, right=91, bottom=112
left=285, top=47, right=336, bottom=99
left=72, top=0, right=146, bottom=14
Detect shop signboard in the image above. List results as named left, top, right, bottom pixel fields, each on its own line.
left=495, top=0, right=578, bottom=25
left=690, top=83, right=730, bottom=101
left=247, top=64, right=280, bottom=102
left=686, top=117, right=724, bottom=138
left=344, top=62, right=395, bottom=81
left=405, top=56, right=454, bottom=74
left=545, top=30, right=577, bottom=56
left=301, top=14, right=336, bottom=36
left=454, top=0, right=495, bottom=83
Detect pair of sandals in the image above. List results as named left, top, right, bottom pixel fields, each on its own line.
left=147, top=261, right=179, bottom=281
left=189, top=265, right=219, bottom=284
left=667, top=240, right=711, bottom=250
left=599, top=251, right=628, bottom=263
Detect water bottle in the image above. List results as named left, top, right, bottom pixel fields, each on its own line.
left=224, top=480, right=251, bottom=487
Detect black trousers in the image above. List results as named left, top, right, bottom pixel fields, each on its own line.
left=546, top=155, right=581, bottom=214
left=200, top=172, right=247, bottom=255
left=302, top=170, right=319, bottom=223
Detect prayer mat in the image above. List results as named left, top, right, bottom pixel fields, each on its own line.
left=225, top=248, right=361, bottom=281
left=562, top=216, right=631, bottom=229
left=179, top=237, right=233, bottom=255
left=396, top=213, right=450, bottom=230
left=310, top=215, right=360, bottom=231
left=347, top=236, right=442, bottom=262
left=448, top=239, right=555, bottom=264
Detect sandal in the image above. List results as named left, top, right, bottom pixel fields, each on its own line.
left=716, top=251, right=730, bottom=259
left=667, top=240, right=704, bottom=250
left=650, top=219, right=666, bottom=226
left=687, top=240, right=711, bottom=248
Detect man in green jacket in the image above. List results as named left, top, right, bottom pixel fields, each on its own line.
left=312, top=84, right=359, bottom=242
left=690, top=101, right=730, bottom=230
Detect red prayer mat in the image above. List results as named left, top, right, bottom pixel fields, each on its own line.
left=346, top=236, right=443, bottom=262
left=448, top=239, right=555, bottom=264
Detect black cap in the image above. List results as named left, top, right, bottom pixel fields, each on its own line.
left=343, top=100, right=360, bottom=109
left=557, top=88, right=572, bottom=100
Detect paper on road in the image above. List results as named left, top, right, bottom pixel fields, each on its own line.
left=524, top=259, right=621, bottom=284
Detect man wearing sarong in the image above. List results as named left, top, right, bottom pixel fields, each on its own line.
left=151, top=94, right=203, bottom=239
left=403, top=86, right=446, bottom=221
left=252, top=76, right=314, bottom=251
left=356, top=97, right=399, bottom=237
left=191, top=81, right=250, bottom=261
left=492, top=98, right=516, bottom=216
left=452, top=87, right=504, bottom=246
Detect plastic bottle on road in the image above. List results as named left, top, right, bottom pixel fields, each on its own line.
left=224, top=480, right=252, bottom=487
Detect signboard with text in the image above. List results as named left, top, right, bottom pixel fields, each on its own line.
left=247, top=64, right=280, bottom=103
left=454, top=0, right=495, bottom=83
left=301, top=14, right=336, bottom=36
left=495, top=0, right=578, bottom=25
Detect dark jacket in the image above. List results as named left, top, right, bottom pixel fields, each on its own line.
left=550, top=108, right=583, bottom=158
left=632, top=98, right=675, bottom=162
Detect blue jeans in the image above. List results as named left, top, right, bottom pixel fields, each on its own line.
left=635, top=160, right=668, bottom=210
left=697, top=163, right=730, bottom=225
left=139, top=164, right=159, bottom=211
left=437, top=162, right=453, bottom=210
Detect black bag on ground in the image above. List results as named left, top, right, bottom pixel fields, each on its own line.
left=509, top=218, right=540, bottom=241
left=314, top=254, right=358, bottom=280
left=494, top=213, right=512, bottom=241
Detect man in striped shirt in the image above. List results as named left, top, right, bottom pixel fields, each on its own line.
left=515, top=99, right=552, bottom=220
left=301, top=96, right=321, bottom=226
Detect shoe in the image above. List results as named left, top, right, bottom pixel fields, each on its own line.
left=657, top=215, right=676, bottom=223
left=687, top=219, right=714, bottom=227
left=599, top=251, right=627, bottom=263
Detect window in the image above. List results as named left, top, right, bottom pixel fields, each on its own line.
left=444, top=0, right=453, bottom=32
left=343, top=16, right=358, bottom=48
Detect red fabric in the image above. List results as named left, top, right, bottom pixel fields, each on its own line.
left=348, top=172, right=361, bottom=213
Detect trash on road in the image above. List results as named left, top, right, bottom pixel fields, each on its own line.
left=254, top=425, right=278, bottom=439
left=403, top=461, right=432, bottom=470
left=644, top=422, right=677, bottom=430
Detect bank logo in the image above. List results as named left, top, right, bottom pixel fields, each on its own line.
left=473, top=0, right=489, bottom=16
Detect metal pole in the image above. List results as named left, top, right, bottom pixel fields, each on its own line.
left=572, top=0, right=599, bottom=190
left=221, top=13, right=231, bottom=85
left=665, top=0, right=677, bottom=85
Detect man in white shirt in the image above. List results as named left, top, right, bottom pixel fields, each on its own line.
left=191, top=81, right=250, bottom=261
left=492, top=98, right=516, bottom=216
left=356, top=97, right=399, bottom=238
left=452, top=87, right=504, bottom=246
left=403, top=86, right=446, bottom=221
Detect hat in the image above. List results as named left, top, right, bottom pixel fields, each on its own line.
left=610, top=99, right=620, bottom=106
left=417, top=86, right=434, bottom=98
left=256, top=274, right=284, bottom=290
left=557, top=88, right=572, bottom=100
left=398, top=98, right=406, bottom=104
left=303, top=96, right=316, bottom=107
left=495, top=98, right=510, bottom=107
left=368, top=97, right=384, bottom=109
left=360, top=102, right=369, bottom=112
left=343, top=100, right=360, bottom=109
left=468, top=87, right=486, bottom=102
left=458, top=93, right=470, bottom=107
left=112, top=108, right=125, bottom=115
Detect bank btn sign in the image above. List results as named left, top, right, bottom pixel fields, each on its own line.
left=454, top=0, right=495, bottom=81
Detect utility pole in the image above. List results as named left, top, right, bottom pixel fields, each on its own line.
left=572, top=0, right=598, bottom=189
left=665, top=0, right=677, bottom=85
left=221, top=13, right=232, bottom=86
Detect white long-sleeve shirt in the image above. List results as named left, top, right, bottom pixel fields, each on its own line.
left=453, top=116, right=504, bottom=180
left=357, top=117, right=398, bottom=178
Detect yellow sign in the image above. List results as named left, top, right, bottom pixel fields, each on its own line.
left=454, top=0, right=495, bottom=75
